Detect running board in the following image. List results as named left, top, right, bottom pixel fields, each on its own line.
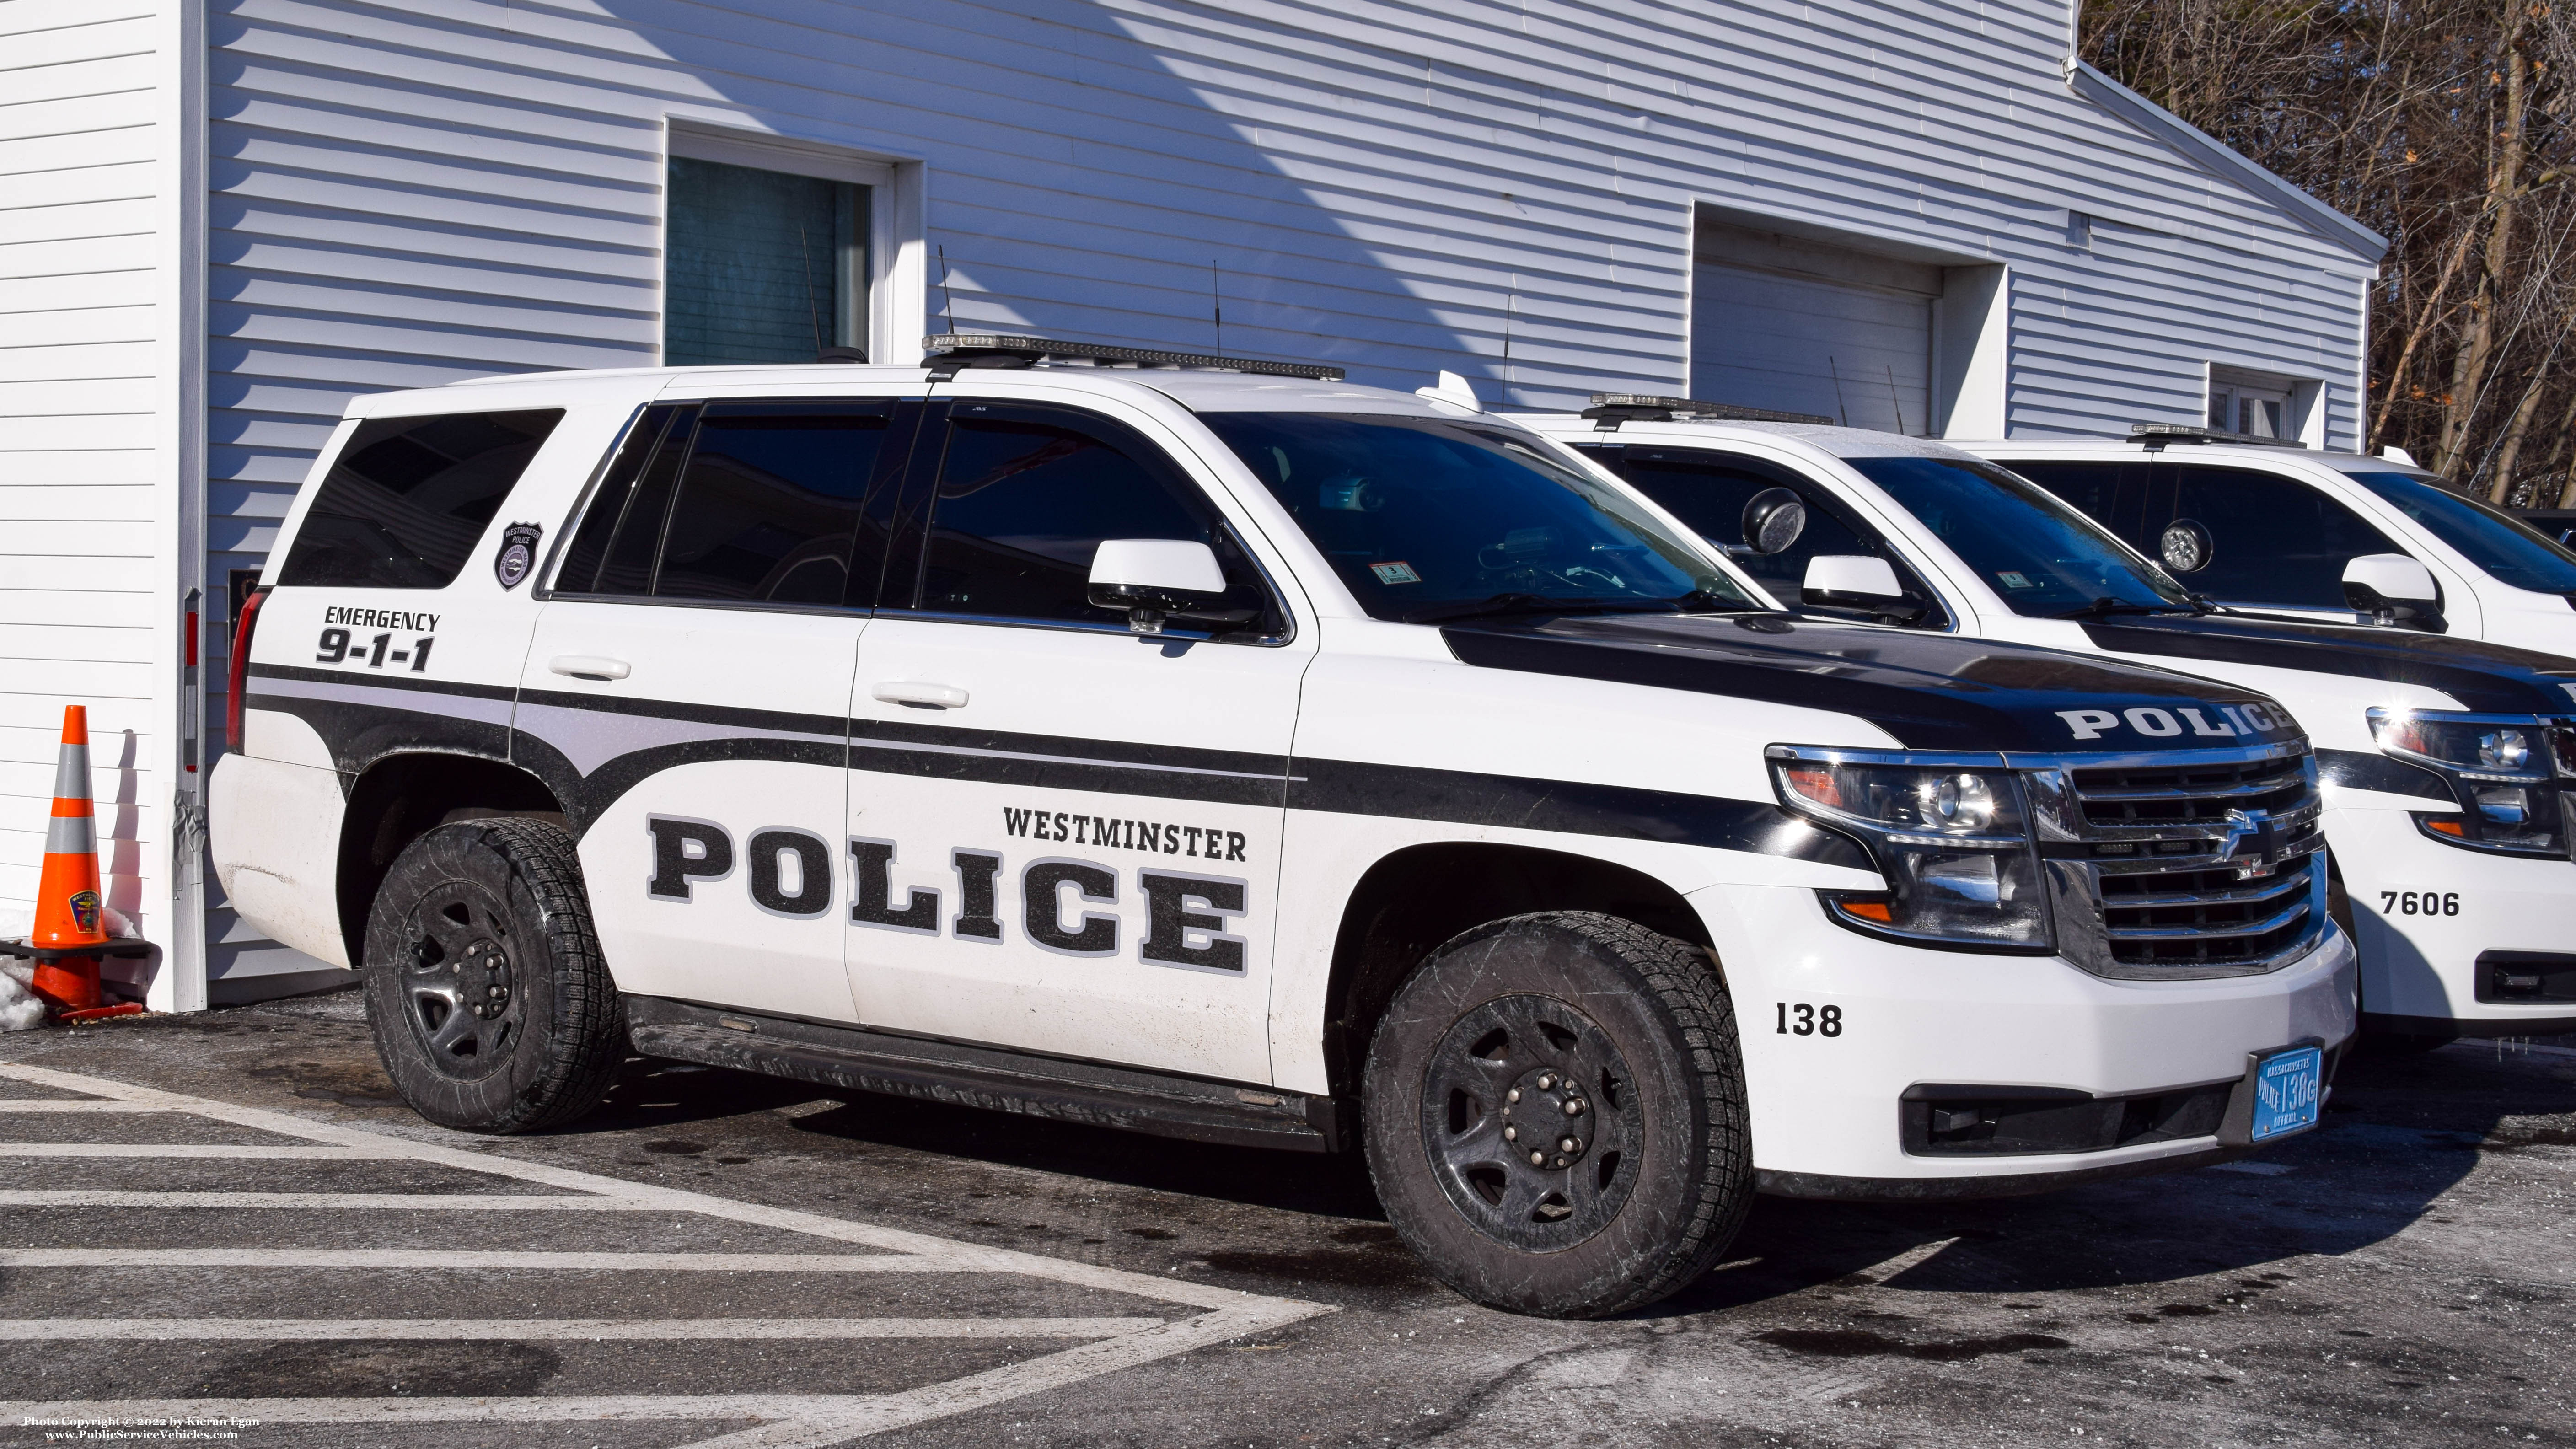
left=624, top=996, right=1347, bottom=1153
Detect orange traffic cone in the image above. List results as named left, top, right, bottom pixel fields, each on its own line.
left=9, top=707, right=145, bottom=1022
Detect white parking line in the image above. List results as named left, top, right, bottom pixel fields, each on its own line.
left=0, top=1144, right=410, bottom=1158
left=0, top=1060, right=1334, bottom=1447
left=0, top=1191, right=648, bottom=1209
left=0, top=1100, right=178, bottom=1112
left=0, top=1317, right=1164, bottom=1341
left=0, top=1249, right=936, bottom=1272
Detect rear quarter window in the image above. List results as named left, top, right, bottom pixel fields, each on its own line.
left=276, top=410, right=564, bottom=589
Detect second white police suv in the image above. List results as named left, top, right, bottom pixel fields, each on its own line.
left=211, top=337, right=2353, bottom=1318
left=1519, top=401, right=2576, bottom=1046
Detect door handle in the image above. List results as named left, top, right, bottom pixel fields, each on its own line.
left=872, top=680, right=968, bottom=709
left=549, top=655, right=631, bottom=681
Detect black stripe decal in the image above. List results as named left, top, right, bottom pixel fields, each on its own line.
left=248, top=663, right=515, bottom=702
left=2316, top=747, right=2455, bottom=803
left=1291, top=758, right=1871, bottom=868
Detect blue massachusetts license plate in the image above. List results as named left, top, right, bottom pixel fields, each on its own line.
left=2249, top=1046, right=2324, bottom=1141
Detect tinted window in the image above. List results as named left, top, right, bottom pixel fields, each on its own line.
left=2346, top=470, right=2576, bottom=594
left=1847, top=456, right=2191, bottom=617
left=2158, top=465, right=2404, bottom=609
left=2007, top=461, right=2147, bottom=545
left=1593, top=446, right=1948, bottom=625
left=907, top=404, right=1271, bottom=628
left=654, top=405, right=886, bottom=603
left=556, top=406, right=679, bottom=594
left=1201, top=413, right=1748, bottom=622
left=277, top=410, right=562, bottom=589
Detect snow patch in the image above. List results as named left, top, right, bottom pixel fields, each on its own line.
left=0, top=906, right=42, bottom=1031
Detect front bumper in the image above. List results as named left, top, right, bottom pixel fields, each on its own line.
left=1692, top=883, right=2355, bottom=1195
left=2331, top=807, right=2576, bottom=1036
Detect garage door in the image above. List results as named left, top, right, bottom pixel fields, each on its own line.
left=1689, top=221, right=1937, bottom=435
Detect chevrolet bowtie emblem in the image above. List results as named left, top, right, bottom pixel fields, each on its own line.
left=2221, top=807, right=2286, bottom=878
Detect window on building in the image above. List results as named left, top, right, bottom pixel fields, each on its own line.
left=2208, top=369, right=2298, bottom=439
left=665, top=155, right=871, bottom=365
left=276, top=410, right=563, bottom=589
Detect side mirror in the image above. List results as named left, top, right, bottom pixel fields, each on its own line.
left=1088, top=540, right=1254, bottom=635
left=1802, top=554, right=1924, bottom=623
left=1740, top=488, right=1809, bottom=555
left=2342, top=553, right=2445, bottom=631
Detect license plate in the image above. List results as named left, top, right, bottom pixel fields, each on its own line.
left=2249, top=1046, right=2323, bottom=1142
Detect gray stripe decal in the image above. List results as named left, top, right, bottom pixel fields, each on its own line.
left=512, top=702, right=837, bottom=779
left=44, top=813, right=93, bottom=855
left=848, top=735, right=1297, bottom=783
left=246, top=676, right=515, bottom=727
left=50, top=741, right=88, bottom=804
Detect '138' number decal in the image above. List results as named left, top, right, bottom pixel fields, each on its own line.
left=1776, top=1002, right=1843, bottom=1037
left=2381, top=891, right=2461, bottom=917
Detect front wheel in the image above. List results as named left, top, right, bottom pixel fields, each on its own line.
left=1361, top=911, right=1753, bottom=1317
left=361, top=818, right=623, bottom=1133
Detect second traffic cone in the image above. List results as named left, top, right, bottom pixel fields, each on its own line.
left=26, top=706, right=143, bottom=1021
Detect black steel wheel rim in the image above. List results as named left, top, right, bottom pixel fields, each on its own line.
left=1418, top=993, right=1641, bottom=1251
left=399, top=878, right=522, bottom=1082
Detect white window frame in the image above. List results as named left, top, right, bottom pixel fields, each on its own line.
left=662, top=121, right=927, bottom=366
left=2209, top=363, right=2323, bottom=445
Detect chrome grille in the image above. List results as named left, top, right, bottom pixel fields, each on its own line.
left=2065, top=753, right=2311, bottom=829
left=2027, top=742, right=2328, bottom=981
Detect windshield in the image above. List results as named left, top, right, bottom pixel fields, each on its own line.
left=1843, top=456, right=2195, bottom=617
left=1199, top=413, right=1755, bottom=622
left=2345, top=470, right=2576, bottom=595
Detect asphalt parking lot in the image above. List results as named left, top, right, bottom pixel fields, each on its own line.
left=0, top=991, right=2569, bottom=1448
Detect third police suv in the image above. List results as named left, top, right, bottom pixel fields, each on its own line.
left=211, top=336, right=2354, bottom=1318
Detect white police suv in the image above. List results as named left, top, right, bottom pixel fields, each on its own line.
left=1521, top=401, right=2576, bottom=1046
left=1968, top=428, right=2576, bottom=659
left=212, top=338, right=2352, bottom=1318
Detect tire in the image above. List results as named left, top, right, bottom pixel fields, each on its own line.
left=1361, top=911, right=1753, bottom=1318
left=360, top=818, right=623, bottom=1133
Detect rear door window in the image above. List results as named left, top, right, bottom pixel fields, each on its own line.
left=1589, top=445, right=1948, bottom=626
left=555, top=402, right=898, bottom=607
left=276, top=410, right=563, bottom=588
left=2007, top=461, right=2152, bottom=550
left=2156, top=465, right=2405, bottom=610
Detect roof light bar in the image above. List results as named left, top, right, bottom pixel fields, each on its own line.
left=2129, top=422, right=2308, bottom=450
left=1582, top=393, right=1836, bottom=427
left=920, top=333, right=1344, bottom=382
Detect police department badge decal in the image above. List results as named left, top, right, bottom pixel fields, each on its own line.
left=494, top=523, right=542, bottom=590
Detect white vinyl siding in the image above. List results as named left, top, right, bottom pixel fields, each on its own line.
left=0, top=0, right=172, bottom=958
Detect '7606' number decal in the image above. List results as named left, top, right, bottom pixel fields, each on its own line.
left=2381, top=890, right=2461, bottom=917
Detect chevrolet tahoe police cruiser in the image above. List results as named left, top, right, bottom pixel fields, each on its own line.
left=1969, top=427, right=2576, bottom=660
left=212, top=337, right=2353, bottom=1319
left=1520, top=400, right=2576, bottom=1045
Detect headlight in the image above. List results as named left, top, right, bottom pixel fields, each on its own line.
left=2369, top=708, right=2571, bottom=859
left=1770, top=747, right=2053, bottom=950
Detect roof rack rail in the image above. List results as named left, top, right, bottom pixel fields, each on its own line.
left=919, top=333, right=1344, bottom=383
left=1581, top=393, right=1836, bottom=429
left=2129, top=422, right=2308, bottom=450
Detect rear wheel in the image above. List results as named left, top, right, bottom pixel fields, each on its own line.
left=1361, top=911, right=1753, bottom=1318
left=361, top=818, right=622, bottom=1133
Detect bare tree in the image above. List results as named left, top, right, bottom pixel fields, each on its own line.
left=2085, top=1, right=2576, bottom=505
